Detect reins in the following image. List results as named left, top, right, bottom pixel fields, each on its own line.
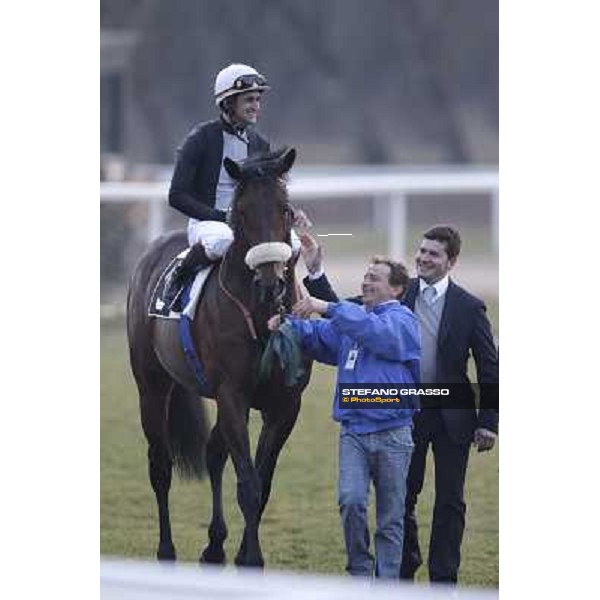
left=218, top=249, right=259, bottom=341
left=217, top=241, right=301, bottom=343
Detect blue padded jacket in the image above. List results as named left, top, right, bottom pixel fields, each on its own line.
left=289, top=300, right=421, bottom=434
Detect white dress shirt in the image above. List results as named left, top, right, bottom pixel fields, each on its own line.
left=419, top=275, right=449, bottom=304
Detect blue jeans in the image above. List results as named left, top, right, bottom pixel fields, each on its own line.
left=338, top=425, right=414, bottom=579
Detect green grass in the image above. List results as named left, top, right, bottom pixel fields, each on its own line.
left=101, top=310, right=498, bottom=585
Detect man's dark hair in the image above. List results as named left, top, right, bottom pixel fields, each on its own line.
left=423, top=225, right=462, bottom=260
left=370, top=256, right=410, bottom=290
left=220, top=96, right=236, bottom=116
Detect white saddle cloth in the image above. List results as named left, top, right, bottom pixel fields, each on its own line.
left=182, top=263, right=215, bottom=319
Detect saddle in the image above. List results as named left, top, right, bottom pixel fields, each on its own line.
left=148, top=250, right=217, bottom=397
left=148, top=250, right=215, bottom=319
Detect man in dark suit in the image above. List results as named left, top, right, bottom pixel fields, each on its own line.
left=300, top=226, right=498, bottom=584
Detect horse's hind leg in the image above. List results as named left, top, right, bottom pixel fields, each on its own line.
left=200, top=423, right=229, bottom=565
left=148, top=434, right=176, bottom=560
left=140, top=384, right=177, bottom=561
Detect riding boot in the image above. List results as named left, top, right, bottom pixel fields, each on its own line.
left=163, top=243, right=214, bottom=310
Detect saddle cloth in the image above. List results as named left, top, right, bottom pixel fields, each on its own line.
left=148, top=250, right=216, bottom=396
left=148, top=249, right=215, bottom=320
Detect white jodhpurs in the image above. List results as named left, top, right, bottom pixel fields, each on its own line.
left=187, top=220, right=234, bottom=258
left=187, top=219, right=301, bottom=259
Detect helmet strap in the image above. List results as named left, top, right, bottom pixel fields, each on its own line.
left=220, top=115, right=250, bottom=143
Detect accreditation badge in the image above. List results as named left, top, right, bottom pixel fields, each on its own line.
left=344, top=346, right=359, bottom=370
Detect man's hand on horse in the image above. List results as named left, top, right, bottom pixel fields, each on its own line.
left=299, top=232, right=323, bottom=275
left=292, top=207, right=313, bottom=233
left=292, top=296, right=329, bottom=318
left=473, top=428, right=497, bottom=452
left=267, top=314, right=282, bottom=331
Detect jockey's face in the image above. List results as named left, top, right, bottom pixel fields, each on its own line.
left=361, top=263, right=402, bottom=310
left=415, top=238, right=456, bottom=284
left=232, top=91, right=262, bottom=126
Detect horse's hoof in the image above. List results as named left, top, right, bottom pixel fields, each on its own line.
left=157, top=544, right=177, bottom=561
left=234, top=553, right=264, bottom=569
left=200, top=545, right=226, bottom=565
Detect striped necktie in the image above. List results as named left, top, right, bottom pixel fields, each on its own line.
left=422, top=285, right=437, bottom=305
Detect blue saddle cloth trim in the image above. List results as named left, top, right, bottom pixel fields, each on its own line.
left=178, top=284, right=215, bottom=397
left=179, top=280, right=192, bottom=311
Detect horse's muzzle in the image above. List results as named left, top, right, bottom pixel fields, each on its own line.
left=253, top=260, right=287, bottom=300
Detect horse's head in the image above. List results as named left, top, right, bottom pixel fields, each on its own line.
left=224, top=147, right=296, bottom=303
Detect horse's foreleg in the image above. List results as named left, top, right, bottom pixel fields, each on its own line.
left=216, top=388, right=263, bottom=568
left=254, top=400, right=301, bottom=521
left=200, top=423, right=229, bottom=565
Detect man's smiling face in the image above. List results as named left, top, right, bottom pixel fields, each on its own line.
left=232, top=91, right=262, bottom=125
left=415, top=238, right=456, bottom=284
left=361, top=263, right=402, bottom=309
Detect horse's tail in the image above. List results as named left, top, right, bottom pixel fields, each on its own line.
left=168, top=386, right=209, bottom=480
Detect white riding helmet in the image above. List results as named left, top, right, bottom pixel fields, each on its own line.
left=214, top=63, right=270, bottom=107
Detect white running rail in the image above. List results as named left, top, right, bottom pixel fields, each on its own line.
left=100, top=166, right=499, bottom=259
left=100, top=557, right=499, bottom=600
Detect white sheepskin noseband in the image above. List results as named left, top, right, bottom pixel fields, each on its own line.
left=245, top=242, right=292, bottom=269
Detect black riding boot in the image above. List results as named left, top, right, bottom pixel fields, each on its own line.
left=163, top=243, right=213, bottom=310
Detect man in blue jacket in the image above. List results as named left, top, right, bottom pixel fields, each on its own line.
left=299, top=227, right=499, bottom=584
left=268, top=258, right=421, bottom=579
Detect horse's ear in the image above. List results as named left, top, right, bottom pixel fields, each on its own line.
left=224, top=157, right=242, bottom=180
left=277, top=147, right=296, bottom=175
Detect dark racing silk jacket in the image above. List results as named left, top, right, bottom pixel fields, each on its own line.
left=168, top=118, right=270, bottom=222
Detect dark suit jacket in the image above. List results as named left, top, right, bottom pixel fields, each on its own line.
left=303, top=273, right=499, bottom=443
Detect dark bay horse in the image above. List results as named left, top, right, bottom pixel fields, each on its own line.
left=127, top=148, right=311, bottom=567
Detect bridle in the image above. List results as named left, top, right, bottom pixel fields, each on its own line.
left=218, top=202, right=294, bottom=342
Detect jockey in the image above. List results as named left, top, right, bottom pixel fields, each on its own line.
left=163, top=63, right=304, bottom=309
